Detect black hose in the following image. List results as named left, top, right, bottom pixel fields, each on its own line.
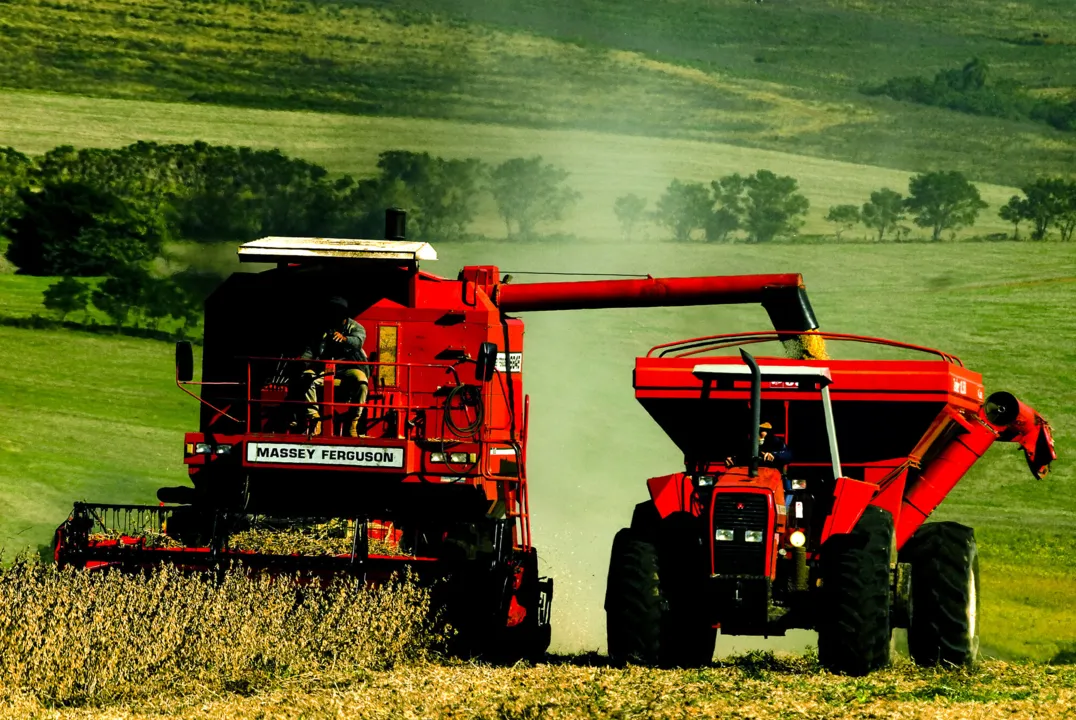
left=444, top=384, right=483, bottom=437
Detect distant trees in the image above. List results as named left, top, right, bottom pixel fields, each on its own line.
left=652, top=170, right=808, bottom=243
left=42, top=277, right=91, bottom=322
left=866, top=58, right=1076, bottom=133
left=613, top=194, right=647, bottom=241
left=999, top=178, right=1076, bottom=241
left=6, top=182, right=166, bottom=275
left=0, top=147, right=31, bottom=233
left=654, top=180, right=712, bottom=241
left=489, top=157, right=580, bottom=239
left=905, top=171, right=988, bottom=241
left=824, top=205, right=860, bottom=241
left=860, top=189, right=905, bottom=242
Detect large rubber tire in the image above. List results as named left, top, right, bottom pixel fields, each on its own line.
left=901, top=522, right=980, bottom=667
left=817, top=506, right=894, bottom=675
left=605, top=527, right=663, bottom=665
left=605, top=520, right=716, bottom=668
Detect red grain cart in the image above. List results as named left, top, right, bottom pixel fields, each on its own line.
left=605, top=332, right=1055, bottom=674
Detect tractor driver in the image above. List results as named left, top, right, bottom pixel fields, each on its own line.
left=725, top=422, right=792, bottom=472
left=292, top=296, right=370, bottom=437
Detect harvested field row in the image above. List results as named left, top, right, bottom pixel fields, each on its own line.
left=3, top=656, right=1075, bottom=718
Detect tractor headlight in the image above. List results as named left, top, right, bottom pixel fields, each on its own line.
left=194, top=443, right=213, bottom=454
left=744, top=530, right=764, bottom=543
left=448, top=452, right=473, bottom=464
left=214, top=444, right=233, bottom=455
left=789, top=530, right=807, bottom=548
left=429, top=452, right=446, bottom=463
left=791, top=479, right=808, bottom=490
left=715, top=529, right=734, bottom=542
left=695, top=475, right=715, bottom=487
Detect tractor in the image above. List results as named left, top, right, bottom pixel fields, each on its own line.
left=605, top=329, right=1055, bottom=674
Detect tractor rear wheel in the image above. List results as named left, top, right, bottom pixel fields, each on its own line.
left=606, top=527, right=663, bottom=665
left=901, top=522, right=980, bottom=667
left=816, top=506, right=894, bottom=675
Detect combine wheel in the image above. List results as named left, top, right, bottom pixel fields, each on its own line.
left=901, top=523, right=980, bottom=667
left=817, top=506, right=894, bottom=675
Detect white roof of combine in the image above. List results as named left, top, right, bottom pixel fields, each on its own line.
left=692, top=364, right=833, bottom=385
left=237, top=237, right=438, bottom=264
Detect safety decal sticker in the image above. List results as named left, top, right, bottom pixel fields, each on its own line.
left=494, top=352, right=523, bottom=373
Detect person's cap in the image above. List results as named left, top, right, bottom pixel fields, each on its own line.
left=759, top=422, right=773, bottom=429
left=325, top=296, right=349, bottom=312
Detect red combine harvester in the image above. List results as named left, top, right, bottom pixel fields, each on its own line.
left=606, top=332, right=1056, bottom=673
left=54, top=211, right=834, bottom=659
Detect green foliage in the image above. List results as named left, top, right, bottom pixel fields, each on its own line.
left=91, top=265, right=153, bottom=328
left=867, top=58, right=1076, bottom=133
left=824, top=204, right=861, bottom=241
left=706, top=174, right=746, bottom=242
left=705, top=208, right=740, bottom=243
left=1004, top=178, right=1076, bottom=242
left=0, top=147, right=32, bottom=234
left=654, top=180, right=711, bottom=241
left=860, top=189, right=906, bottom=242
left=366, top=151, right=487, bottom=240
left=489, top=157, right=580, bottom=239
left=999, top=196, right=1029, bottom=240
left=740, top=171, right=809, bottom=243
left=613, top=194, right=647, bottom=242
left=5, top=182, right=166, bottom=276
left=41, top=277, right=91, bottom=322
left=905, top=171, right=988, bottom=241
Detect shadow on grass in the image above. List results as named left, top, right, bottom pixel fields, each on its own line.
left=0, top=314, right=201, bottom=344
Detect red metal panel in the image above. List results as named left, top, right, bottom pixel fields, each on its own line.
left=646, top=473, right=695, bottom=519
left=820, top=477, right=879, bottom=542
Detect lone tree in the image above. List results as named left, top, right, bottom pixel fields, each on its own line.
left=860, top=189, right=905, bottom=242
left=613, top=194, right=647, bottom=241
left=741, top=170, right=809, bottom=243
left=5, top=182, right=166, bottom=275
left=489, top=157, right=580, bottom=239
left=998, top=196, right=1029, bottom=240
left=654, top=180, right=712, bottom=241
left=824, top=205, right=861, bottom=241
left=905, top=171, right=987, bottom=241
left=42, top=277, right=91, bottom=322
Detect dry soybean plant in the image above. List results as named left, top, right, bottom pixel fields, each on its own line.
left=0, top=558, right=440, bottom=706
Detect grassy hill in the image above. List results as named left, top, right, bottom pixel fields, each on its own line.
left=3, top=241, right=1074, bottom=660
left=1, top=0, right=1075, bottom=183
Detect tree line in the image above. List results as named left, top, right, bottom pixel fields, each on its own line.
left=866, top=58, right=1076, bottom=133
left=0, top=142, right=580, bottom=332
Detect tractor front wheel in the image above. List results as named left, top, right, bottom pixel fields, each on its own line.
left=606, top=528, right=663, bottom=665
left=816, top=506, right=894, bottom=675
left=901, top=522, right=980, bottom=667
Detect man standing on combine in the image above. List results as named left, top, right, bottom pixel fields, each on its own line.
left=292, top=296, right=370, bottom=437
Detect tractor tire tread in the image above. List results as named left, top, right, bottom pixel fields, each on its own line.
left=817, top=506, right=893, bottom=676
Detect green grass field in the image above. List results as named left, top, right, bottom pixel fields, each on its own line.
left=0, top=90, right=1025, bottom=241
left=2, top=0, right=1076, bottom=183
left=2, top=241, right=1073, bottom=660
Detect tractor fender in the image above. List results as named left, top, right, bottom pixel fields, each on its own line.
left=646, top=473, right=696, bottom=520
left=819, top=477, right=880, bottom=545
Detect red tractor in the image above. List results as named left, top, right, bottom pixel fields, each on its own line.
left=606, top=330, right=1055, bottom=673
left=53, top=211, right=836, bottom=659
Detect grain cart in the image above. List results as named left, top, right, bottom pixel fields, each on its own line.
left=606, top=333, right=1055, bottom=674
left=53, top=211, right=831, bottom=659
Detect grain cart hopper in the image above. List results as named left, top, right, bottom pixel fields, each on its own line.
left=53, top=211, right=830, bottom=659
left=606, top=332, right=1055, bottom=674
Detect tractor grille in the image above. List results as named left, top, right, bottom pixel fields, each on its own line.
left=712, top=493, right=770, bottom=576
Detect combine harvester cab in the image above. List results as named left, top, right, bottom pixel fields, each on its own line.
left=54, top=211, right=551, bottom=659
left=607, top=331, right=1055, bottom=674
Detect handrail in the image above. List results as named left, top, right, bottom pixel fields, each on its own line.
left=648, top=330, right=963, bottom=366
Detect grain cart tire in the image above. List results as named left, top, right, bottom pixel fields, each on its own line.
left=900, top=522, right=980, bottom=667
left=605, top=528, right=663, bottom=666
left=817, top=506, right=894, bottom=675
